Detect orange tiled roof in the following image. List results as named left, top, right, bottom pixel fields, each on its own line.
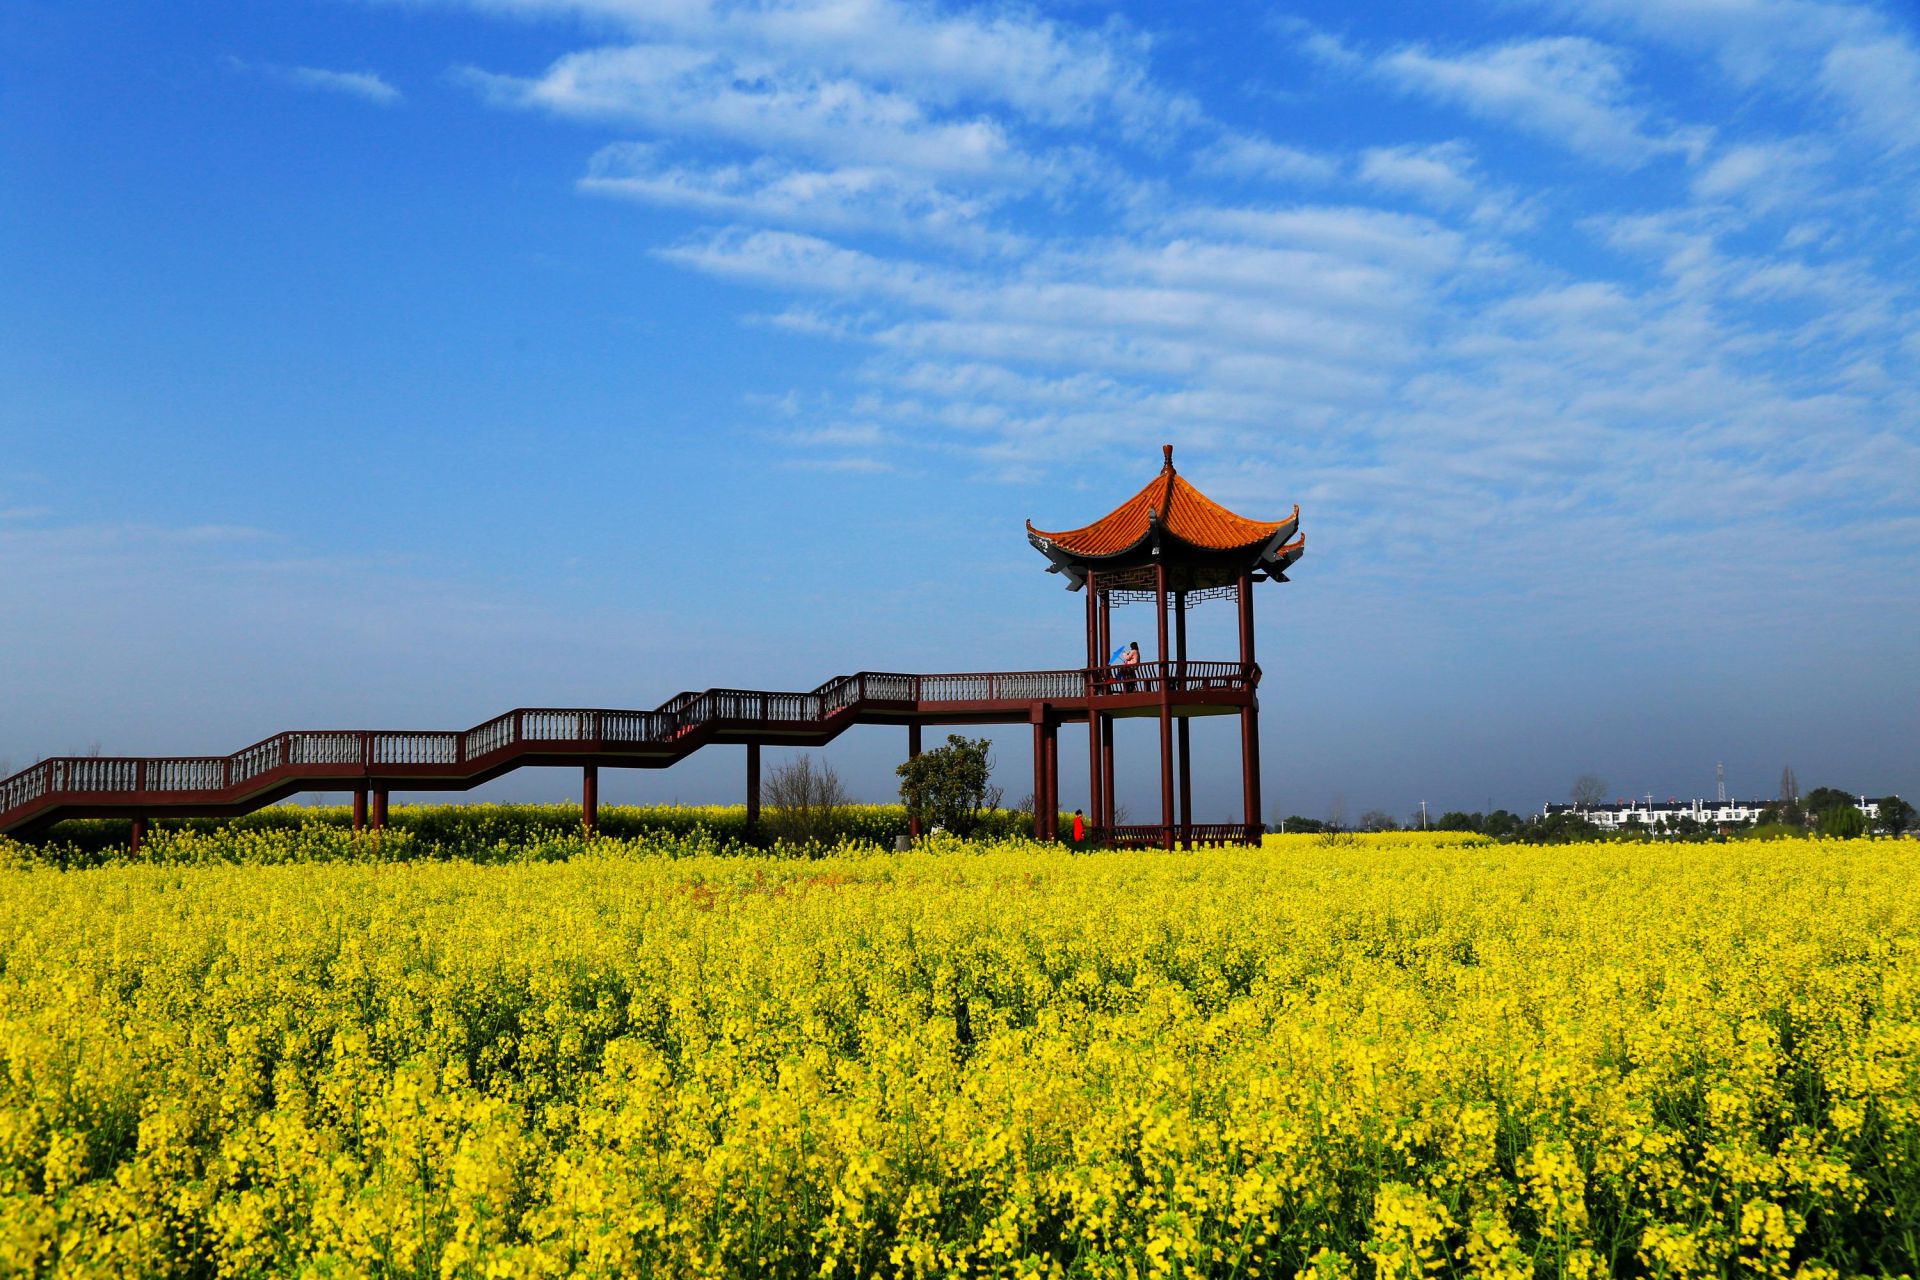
left=1027, top=445, right=1297, bottom=557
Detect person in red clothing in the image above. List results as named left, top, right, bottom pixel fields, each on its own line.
left=1119, top=640, right=1141, bottom=692
left=1071, top=808, right=1085, bottom=844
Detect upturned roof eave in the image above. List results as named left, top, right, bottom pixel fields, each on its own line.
left=1025, top=503, right=1298, bottom=563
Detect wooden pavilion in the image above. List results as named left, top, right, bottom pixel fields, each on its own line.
left=1027, top=445, right=1303, bottom=848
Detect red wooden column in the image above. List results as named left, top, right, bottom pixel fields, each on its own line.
left=582, top=765, right=599, bottom=834
left=746, top=744, right=762, bottom=843
left=1155, top=561, right=1174, bottom=850
left=1031, top=717, right=1047, bottom=840
left=1043, top=718, right=1059, bottom=841
left=129, top=816, right=147, bottom=856
left=1101, top=717, right=1116, bottom=842
left=371, top=789, right=389, bottom=830
left=1175, top=589, right=1191, bottom=848
left=1084, top=571, right=1103, bottom=846
left=1099, top=587, right=1115, bottom=841
left=1237, top=572, right=1261, bottom=843
left=907, top=723, right=922, bottom=839
left=352, top=788, right=367, bottom=833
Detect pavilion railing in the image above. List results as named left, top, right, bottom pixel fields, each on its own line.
left=1088, top=661, right=1252, bottom=696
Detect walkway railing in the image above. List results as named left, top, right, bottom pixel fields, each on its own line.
left=0, top=661, right=1258, bottom=833
left=1102, top=823, right=1261, bottom=848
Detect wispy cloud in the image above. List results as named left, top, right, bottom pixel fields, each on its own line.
left=579, top=142, right=1022, bottom=249
left=228, top=56, right=402, bottom=104
left=285, top=66, right=403, bottom=105
left=1819, top=34, right=1920, bottom=152
left=459, top=46, right=1023, bottom=180
left=425, top=0, right=1191, bottom=134
left=1373, top=36, right=1704, bottom=166
left=1524, top=0, right=1920, bottom=152
left=1192, top=133, right=1339, bottom=185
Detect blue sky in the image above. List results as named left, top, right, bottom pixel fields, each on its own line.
left=3, top=0, right=1916, bottom=821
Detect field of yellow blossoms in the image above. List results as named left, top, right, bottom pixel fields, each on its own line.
left=0, top=829, right=1915, bottom=1277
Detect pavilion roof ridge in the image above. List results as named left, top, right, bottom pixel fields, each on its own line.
left=1025, top=443, right=1299, bottom=562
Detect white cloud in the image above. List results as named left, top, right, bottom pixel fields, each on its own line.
left=1192, top=133, right=1339, bottom=185
left=1820, top=36, right=1920, bottom=151
left=430, top=0, right=1190, bottom=133
left=461, top=44, right=1023, bottom=178
left=1377, top=36, right=1703, bottom=165
left=1525, top=0, right=1875, bottom=81
left=1357, top=141, right=1480, bottom=208
left=227, top=57, right=403, bottom=104
left=580, top=142, right=1021, bottom=248
left=1167, top=205, right=1471, bottom=275
left=285, top=66, right=403, bottom=104
left=1528, top=0, right=1920, bottom=152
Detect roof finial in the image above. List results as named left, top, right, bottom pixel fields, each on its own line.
left=1162, top=443, right=1174, bottom=470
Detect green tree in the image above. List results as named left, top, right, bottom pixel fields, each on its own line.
left=1483, top=810, right=1522, bottom=839
left=1436, top=811, right=1482, bottom=832
left=1878, top=795, right=1915, bottom=837
left=1524, top=811, right=1601, bottom=844
left=1803, top=786, right=1854, bottom=815
left=1817, top=805, right=1866, bottom=838
left=897, top=735, right=1003, bottom=838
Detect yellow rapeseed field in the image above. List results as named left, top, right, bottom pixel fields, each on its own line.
left=0, top=831, right=1915, bottom=1277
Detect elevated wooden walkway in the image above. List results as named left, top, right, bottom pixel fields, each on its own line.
left=0, top=661, right=1257, bottom=839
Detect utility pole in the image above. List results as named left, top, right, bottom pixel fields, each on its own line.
left=1419, top=799, right=1428, bottom=830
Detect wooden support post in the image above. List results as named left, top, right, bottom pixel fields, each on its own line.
left=1098, top=589, right=1111, bottom=673
left=1178, top=719, right=1192, bottom=848
left=582, top=764, right=599, bottom=834
left=907, top=723, right=922, bottom=840
left=1176, top=590, right=1190, bottom=848
left=1086, top=710, right=1103, bottom=845
left=129, top=816, right=146, bottom=856
left=1032, top=718, right=1047, bottom=841
left=1238, top=571, right=1261, bottom=844
left=746, top=743, right=761, bottom=843
left=1096, top=582, right=1113, bottom=843
left=1085, top=569, right=1100, bottom=668
left=1175, top=591, right=1188, bottom=683
left=1101, top=716, right=1115, bottom=843
left=1084, top=569, right=1102, bottom=846
left=1155, top=561, right=1173, bottom=850
left=352, top=788, right=367, bottom=833
left=1043, top=719, right=1059, bottom=842
left=371, top=789, right=389, bottom=831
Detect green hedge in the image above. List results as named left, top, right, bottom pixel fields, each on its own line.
left=13, top=802, right=1040, bottom=868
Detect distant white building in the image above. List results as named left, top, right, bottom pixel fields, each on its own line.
left=1541, top=796, right=1881, bottom=830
